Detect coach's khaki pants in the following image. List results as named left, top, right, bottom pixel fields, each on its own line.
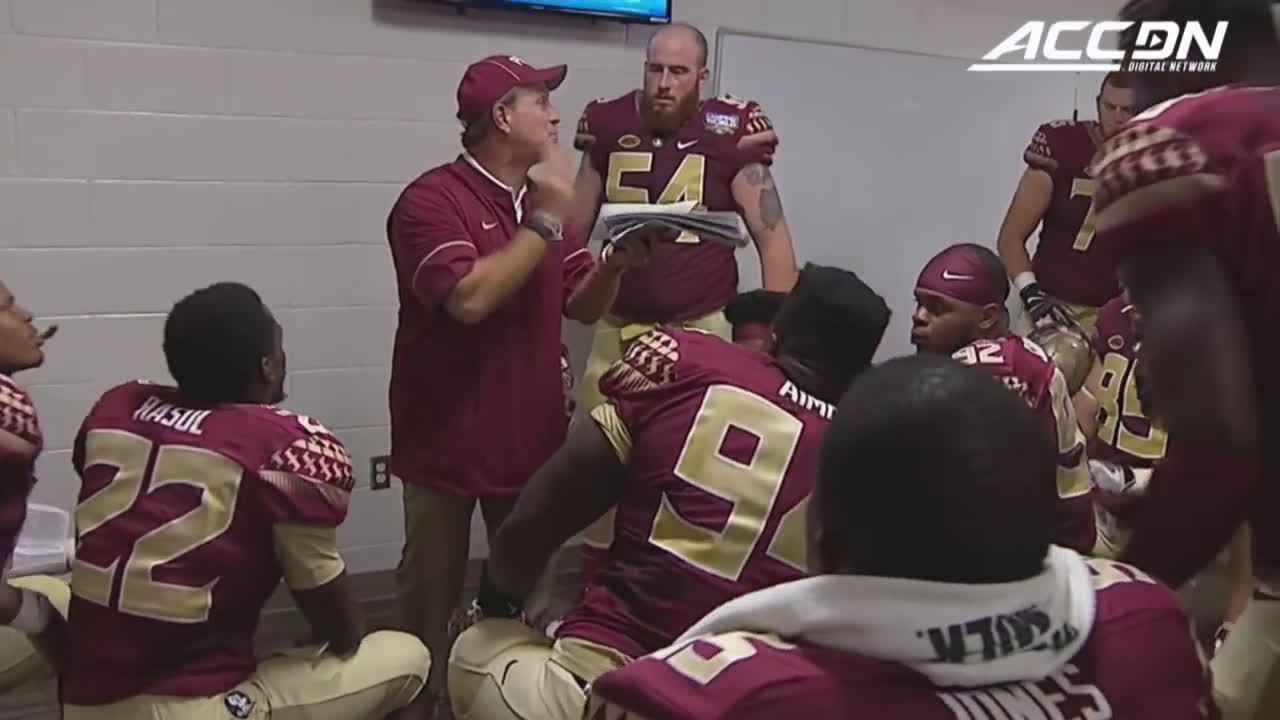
left=577, top=309, right=732, bottom=555
left=398, top=482, right=516, bottom=696
left=1212, top=593, right=1280, bottom=720
left=0, top=574, right=69, bottom=693
left=63, top=630, right=429, bottom=719
left=448, top=619, right=630, bottom=720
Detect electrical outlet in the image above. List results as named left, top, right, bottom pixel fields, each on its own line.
left=370, top=455, right=392, bottom=491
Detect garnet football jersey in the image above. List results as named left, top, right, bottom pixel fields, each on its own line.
left=0, top=375, right=40, bottom=569
left=1023, top=120, right=1119, bottom=308
left=576, top=91, right=777, bottom=322
left=557, top=328, right=822, bottom=664
left=585, top=559, right=1216, bottom=720
left=952, top=336, right=1098, bottom=555
left=65, top=381, right=355, bottom=705
left=1088, top=296, right=1167, bottom=470
left=1092, top=85, right=1280, bottom=579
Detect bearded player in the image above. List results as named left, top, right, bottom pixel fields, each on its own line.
left=585, top=353, right=1216, bottom=720
left=0, top=279, right=70, bottom=695
left=446, top=264, right=890, bottom=720
left=1086, top=2, right=1280, bottom=717
left=997, top=72, right=1135, bottom=331
left=910, top=244, right=1101, bottom=556
left=572, top=22, right=799, bottom=567
left=62, top=282, right=431, bottom=719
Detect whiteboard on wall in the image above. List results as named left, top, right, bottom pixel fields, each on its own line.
left=714, top=30, right=1099, bottom=359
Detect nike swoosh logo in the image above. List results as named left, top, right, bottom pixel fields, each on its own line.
left=482, top=221, right=498, bottom=230
left=677, top=140, right=698, bottom=149
left=941, top=270, right=974, bottom=281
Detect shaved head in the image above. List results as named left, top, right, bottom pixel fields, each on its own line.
left=648, top=22, right=708, bottom=68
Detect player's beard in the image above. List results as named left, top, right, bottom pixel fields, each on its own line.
left=641, top=89, right=700, bottom=134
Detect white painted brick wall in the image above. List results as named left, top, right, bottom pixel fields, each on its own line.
left=1, top=0, right=1127, bottom=573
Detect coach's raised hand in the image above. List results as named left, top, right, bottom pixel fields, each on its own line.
left=528, top=142, right=575, bottom=221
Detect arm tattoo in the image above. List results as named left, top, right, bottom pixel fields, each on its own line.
left=760, top=184, right=784, bottom=230
left=741, top=163, right=784, bottom=230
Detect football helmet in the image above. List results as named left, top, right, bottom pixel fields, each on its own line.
left=1028, top=320, right=1095, bottom=395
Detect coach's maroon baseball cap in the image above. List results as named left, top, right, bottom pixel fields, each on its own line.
left=456, top=55, right=568, bottom=124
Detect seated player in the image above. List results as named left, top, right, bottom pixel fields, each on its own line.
left=574, top=288, right=790, bottom=588
left=62, top=282, right=431, bottom=719
left=910, top=243, right=1101, bottom=555
left=587, top=353, right=1217, bottom=719
left=0, top=278, right=71, bottom=693
left=447, top=264, right=891, bottom=720
left=723, top=289, right=787, bottom=350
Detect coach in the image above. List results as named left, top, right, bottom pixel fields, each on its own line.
left=385, top=54, right=646, bottom=709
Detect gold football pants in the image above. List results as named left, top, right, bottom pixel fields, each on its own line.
left=1212, top=592, right=1280, bottom=720
left=63, top=630, right=429, bottom=719
left=0, top=574, right=70, bottom=694
left=448, top=619, right=629, bottom=720
left=577, top=309, right=732, bottom=554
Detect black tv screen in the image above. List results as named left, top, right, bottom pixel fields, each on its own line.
left=443, top=0, right=672, bottom=24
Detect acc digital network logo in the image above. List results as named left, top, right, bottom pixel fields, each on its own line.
left=967, top=21, right=1228, bottom=72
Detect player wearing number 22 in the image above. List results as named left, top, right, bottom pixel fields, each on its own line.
left=997, top=72, right=1134, bottom=330
left=587, top=354, right=1216, bottom=720
left=62, top=283, right=431, bottom=719
left=910, top=244, right=1101, bottom=557
left=446, top=265, right=890, bottom=720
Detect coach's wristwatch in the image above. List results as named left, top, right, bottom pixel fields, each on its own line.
left=521, top=210, right=563, bottom=243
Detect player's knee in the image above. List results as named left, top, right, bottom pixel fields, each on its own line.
left=8, top=575, right=70, bottom=617
left=450, top=619, right=544, bottom=671
left=448, top=620, right=548, bottom=720
left=362, top=630, right=432, bottom=698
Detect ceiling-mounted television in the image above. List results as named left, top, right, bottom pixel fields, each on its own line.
left=432, top=0, right=672, bottom=25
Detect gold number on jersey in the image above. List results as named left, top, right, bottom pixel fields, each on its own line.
left=1070, top=178, right=1098, bottom=251
left=1093, top=353, right=1168, bottom=460
left=1265, top=149, right=1280, bottom=235
left=650, top=384, right=809, bottom=580
left=73, top=429, right=243, bottom=624
left=654, top=631, right=795, bottom=686
left=605, top=152, right=708, bottom=244
left=953, top=340, right=1005, bottom=366
left=1087, top=557, right=1156, bottom=591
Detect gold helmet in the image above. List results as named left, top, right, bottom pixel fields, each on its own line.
left=1028, top=320, right=1095, bottom=396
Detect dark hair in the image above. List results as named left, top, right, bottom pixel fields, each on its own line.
left=724, top=289, right=787, bottom=328
left=163, top=282, right=276, bottom=404
left=956, top=242, right=1010, bottom=304
left=772, top=263, right=890, bottom=395
left=461, top=87, right=520, bottom=150
left=817, top=354, right=1056, bottom=584
left=650, top=22, right=710, bottom=68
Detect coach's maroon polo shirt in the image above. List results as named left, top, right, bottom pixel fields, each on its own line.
left=387, top=154, right=594, bottom=497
